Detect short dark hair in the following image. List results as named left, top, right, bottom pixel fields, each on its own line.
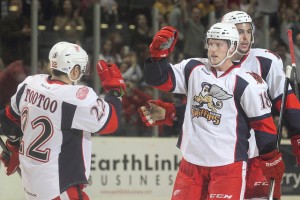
left=52, top=69, right=66, bottom=76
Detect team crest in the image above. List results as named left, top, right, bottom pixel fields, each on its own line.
left=247, top=71, right=263, bottom=84
left=76, top=86, right=89, bottom=100
left=192, top=82, right=233, bottom=125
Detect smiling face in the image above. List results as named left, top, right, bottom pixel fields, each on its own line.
left=235, top=22, right=253, bottom=54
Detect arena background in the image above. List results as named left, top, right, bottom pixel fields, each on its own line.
left=0, top=0, right=300, bottom=199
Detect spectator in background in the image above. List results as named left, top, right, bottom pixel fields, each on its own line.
left=98, top=38, right=122, bottom=64
left=0, top=0, right=31, bottom=66
left=0, top=60, right=26, bottom=109
left=121, top=51, right=143, bottom=85
left=253, top=0, right=280, bottom=38
left=197, top=0, right=214, bottom=29
left=280, top=7, right=300, bottom=47
left=208, top=0, right=228, bottom=27
left=181, top=1, right=206, bottom=58
left=54, top=0, right=86, bottom=44
left=122, top=81, right=153, bottom=136
left=129, top=14, right=153, bottom=52
left=153, top=0, right=174, bottom=23
left=101, top=0, right=119, bottom=26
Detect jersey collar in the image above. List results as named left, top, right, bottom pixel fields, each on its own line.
left=47, top=76, right=68, bottom=85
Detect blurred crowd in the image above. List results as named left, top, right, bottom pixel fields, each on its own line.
left=0, top=0, right=299, bottom=137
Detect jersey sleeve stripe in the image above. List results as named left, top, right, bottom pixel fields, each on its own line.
left=5, top=105, right=21, bottom=125
left=15, top=84, right=26, bottom=112
left=61, top=102, right=77, bottom=130
left=274, top=91, right=300, bottom=111
left=249, top=114, right=277, bottom=135
left=234, top=75, right=248, bottom=101
left=256, top=56, right=271, bottom=81
left=184, top=59, right=204, bottom=91
left=97, top=103, right=118, bottom=134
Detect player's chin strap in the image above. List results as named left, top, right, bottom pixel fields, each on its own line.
left=68, top=73, right=83, bottom=85
left=209, top=47, right=237, bottom=68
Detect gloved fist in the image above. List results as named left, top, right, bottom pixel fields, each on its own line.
left=96, top=60, right=126, bottom=96
left=291, top=135, right=300, bottom=167
left=150, top=26, right=178, bottom=59
left=138, top=100, right=176, bottom=126
left=258, top=150, right=285, bottom=184
left=0, top=140, right=20, bottom=176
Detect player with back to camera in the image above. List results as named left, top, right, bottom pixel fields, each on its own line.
left=141, top=21, right=284, bottom=200
left=0, top=41, right=126, bottom=200
left=139, top=11, right=300, bottom=200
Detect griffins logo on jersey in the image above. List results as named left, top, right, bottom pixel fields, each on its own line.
left=192, top=82, right=232, bottom=125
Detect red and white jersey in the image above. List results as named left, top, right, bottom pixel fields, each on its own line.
left=169, top=58, right=276, bottom=167
left=239, top=48, right=287, bottom=101
left=238, top=48, right=300, bottom=158
left=10, top=74, right=111, bottom=200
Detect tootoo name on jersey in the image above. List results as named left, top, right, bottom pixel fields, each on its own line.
left=24, top=87, right=58, bottom=113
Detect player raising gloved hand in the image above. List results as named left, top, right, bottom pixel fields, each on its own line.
left=138, top=100, right=176, bottom=126
left=150, top=26, right=178, bottom=59
left=96, top=60, right=126, bottom=97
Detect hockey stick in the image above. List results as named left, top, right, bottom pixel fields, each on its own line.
left=287, top=29, right=300, bottom=100
left=268, top=65, right=293, bottom=200
left=0, top=135, right=21, bottom=177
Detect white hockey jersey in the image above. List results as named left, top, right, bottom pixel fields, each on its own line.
left=10, top=74, right=111, bottom=200
left=169, top=58, right=276, bottom=167
left=237, top=49, right=287, bottom=158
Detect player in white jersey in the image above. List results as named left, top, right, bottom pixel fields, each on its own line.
left=142, top=22, right=285, bottom=200
left=0, top=42, right=126, bottom=200
left=139, top=11, right=300, bottom=200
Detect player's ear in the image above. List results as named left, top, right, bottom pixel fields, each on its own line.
left=70, top=65, right=81, bottom=80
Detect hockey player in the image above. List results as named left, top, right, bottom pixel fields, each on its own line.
left=0, top=41, right=126, bottom=200
left=139, top=11, right=300, bottom=200
left=142, top=22, right=285, bottom=200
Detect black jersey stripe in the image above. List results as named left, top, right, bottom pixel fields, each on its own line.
left=234, top=76, right=251, bottom=162
left=256, top=56, right=272, bottom=81
left=61, top=102, right=77, bottom=130
left=184, top=59, right=204, bottom=91
left=16, top=84, right=26, bottom=112
left=59, top=129, right=88, bottom=193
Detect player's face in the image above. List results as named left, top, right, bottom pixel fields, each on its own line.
left=236, top=23, right=253, bottom=54
left=207, top=39, right=229, bottom=65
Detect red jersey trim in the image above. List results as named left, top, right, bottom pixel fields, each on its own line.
left=275, top=93, right=300, bottom=111
left=154, top=71, right=174, bottom=91
left=99, top=104, right=118, bottom=134
left=5, top=106, right=20, bottom=125
left=47, top=76, right=67, bottom=85
left=249, top=116, right=277, bottom=135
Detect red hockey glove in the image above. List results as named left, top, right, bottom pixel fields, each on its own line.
left=138, top=100, right=176, bottom=126
left=96, top=60, right=126, bottom=96
left=0, top=140, right=20, bottom=176
left=291, top=135, right=300, bottom=167
left=150, top=26, right=178, bottom=59
left=258, top=150, right=285, bottom=184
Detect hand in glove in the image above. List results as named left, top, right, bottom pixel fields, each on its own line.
left=138, top=100, right=176, bottom=126
left=150, top=26, right=178, bottom=59
left=96, top=60, right=126, bottom=97
left=0, top=140, right=20, bottom=176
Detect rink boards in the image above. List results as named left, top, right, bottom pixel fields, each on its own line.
left=0, top=137, right=299, bottom=200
